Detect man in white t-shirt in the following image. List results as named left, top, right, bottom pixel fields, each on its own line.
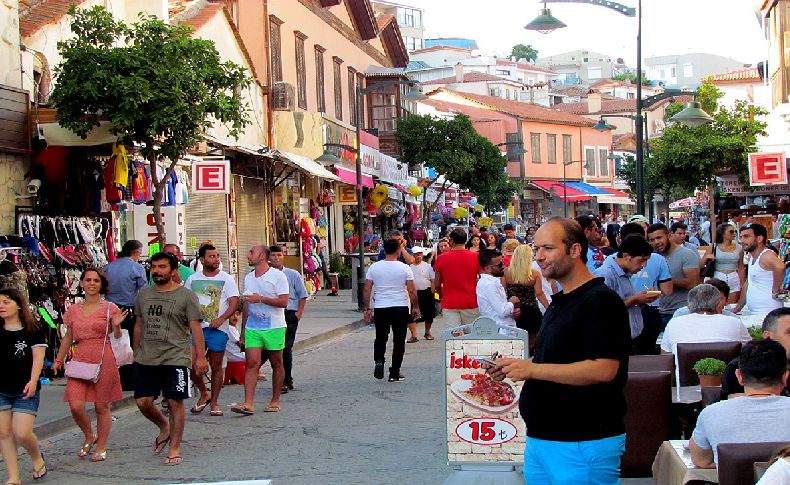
left=363, top=239, right=419, bottom=382
left=232, top=245, right=289, bottom=415
left=184, top=244, right=239, bottom=416
left=476, top=249, right=519, bottom=327
left=661, top=284, right=751, bottom=354
left=408, top=247, right=435, bottom=342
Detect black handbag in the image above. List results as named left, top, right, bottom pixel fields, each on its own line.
left=700, top=244, right=716, bottom=278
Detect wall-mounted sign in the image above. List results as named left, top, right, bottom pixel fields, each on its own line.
left=192, top=160, right=231, bottom=193
left=748, top=152, right=787, bottom=186
left=338, top=186, right=357, bottom=204
left=132, top=205, right=186, bottom=254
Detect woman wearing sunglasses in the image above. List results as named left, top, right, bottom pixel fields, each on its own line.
left=700, top=223, right=743, bottom=304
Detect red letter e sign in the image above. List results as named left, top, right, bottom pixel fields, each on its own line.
left=193, top=160, right=230, bottom=194
left=748, top=152, right=787, bottom=186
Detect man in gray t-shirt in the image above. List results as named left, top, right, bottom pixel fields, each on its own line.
left=647, top=223, right=699, bottom=327
left=133, top=252, right=207, bottom=466
left=690, top=340, right=790, bottom=468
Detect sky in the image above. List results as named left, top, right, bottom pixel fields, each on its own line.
left=406, top=0, right=767, bottom=67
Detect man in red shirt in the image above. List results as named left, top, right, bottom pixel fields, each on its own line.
left=434, top=228, right=481, bottom=326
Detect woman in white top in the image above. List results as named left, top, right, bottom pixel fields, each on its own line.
left=700, top=223, right=743, bottom=303
left=757, top=447, right=790, bottom=484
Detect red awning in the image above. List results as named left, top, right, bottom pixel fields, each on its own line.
left=530, top=180, right=591, bottom=202
left=602, top=187, right=631, bottom=198
left=334, top=166, right=375, bottom=188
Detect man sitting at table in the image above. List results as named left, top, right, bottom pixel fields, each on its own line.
left=690, top=340, right=790, bottom=468
left=660, top=284, right=751, bottom=355
left=671, top=278, right=738, bottom=319
left=721, top=307, right=790, bottom=399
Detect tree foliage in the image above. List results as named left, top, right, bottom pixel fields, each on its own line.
left=396, top=114, right=515, bottom=222
left=510, top=44, right=538, bottom=63
left=50, top=6, right=251, bottom=242
left=650, top=78, right=766, bottom=196
left=612, top=72, right=652, bottom=86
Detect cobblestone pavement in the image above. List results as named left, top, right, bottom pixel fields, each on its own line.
left=30, top=324, right=453, bottom=485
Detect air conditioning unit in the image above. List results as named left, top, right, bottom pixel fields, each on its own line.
left=272, top=82, right=295, bottom=111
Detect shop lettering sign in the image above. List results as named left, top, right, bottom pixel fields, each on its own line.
left=133, top=205, right=186, bottom=254
left=192, top=160, right=231, bottom=193
left=748, top=152, right=787, bottom=186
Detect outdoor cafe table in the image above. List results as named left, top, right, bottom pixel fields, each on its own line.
left=652, top=440, right=719, bottom=485
left=673, top=385, right=702, bottom=405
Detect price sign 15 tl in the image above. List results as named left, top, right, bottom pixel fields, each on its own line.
left=455, top=418, right=518, bottom=446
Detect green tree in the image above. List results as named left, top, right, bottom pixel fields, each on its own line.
left=612, top=72, right=652, bottom=86
left=51, top=6, right=250, bottom=243
left=510, top=44, right=538, bottom=63
left=651, top=78, right=766, bottom=196
left=395, top=114, right=515, bottom=224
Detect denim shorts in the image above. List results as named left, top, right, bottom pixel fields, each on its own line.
left=203, top=327, right=230, bottom=353
left=0, top=390, right=41, bottom=416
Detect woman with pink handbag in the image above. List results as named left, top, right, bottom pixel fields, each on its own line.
left=52, top=268, right=127, bottom=462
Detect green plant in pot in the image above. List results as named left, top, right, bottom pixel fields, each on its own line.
left=748, top=326, right=765, bottom=341
left=693, top=357, right=726, bottom=387
left=337, top=265, right=352, bottom=290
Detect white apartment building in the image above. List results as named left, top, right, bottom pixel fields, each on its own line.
left=536, top=49, right=630, bottom=85
left=371, top=0, right=425, bottom=52
left=645, top=53, right=747, bottom=89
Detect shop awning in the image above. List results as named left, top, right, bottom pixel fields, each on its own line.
left=334, top=165, right=374, bottom=187
left=278, top=151, right=341, bottom=181
left=596, top=187, right=635, bottom=205
left=40, top=121, right=117, bottom=146
left=564, top=181, right=612, bottom=196
left=203, top=133, right=266, bottom=156
left=530, top=180, right=591, bottom=201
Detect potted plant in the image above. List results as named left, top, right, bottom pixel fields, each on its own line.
left=748, top=326, right=765, bottom=341
left=337, top=265, right=352, bottom=290
left=693, top=358, right=727, bottom=387
left=328, top=253, right=343, bottom=293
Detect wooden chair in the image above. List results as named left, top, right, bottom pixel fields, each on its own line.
left=628, top=354, right=674, bottom=373
left=676, top=342, right=742, bottom=387
left=717, top=442, right=790, bottom=485
left=621, top=371, right=672, bottom=477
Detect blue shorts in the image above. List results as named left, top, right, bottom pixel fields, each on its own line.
left=202, top=327, right=229, bottom=353
left=524, top=434, right=626, bottom=484
left=0, top=390, right=41, bottom=416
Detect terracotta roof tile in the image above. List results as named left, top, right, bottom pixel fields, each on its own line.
left=178, top=1, right=224, bottom=31
left=421, top=71, right=508, bottom=85
left=376, top=13, right=395, bottom=30
left=709, top=68, right=762, bottom=83
left=495, top=59, right=556, bottom=75
left=430, top=88, right=594, bottom=127
left=410, top=45, right=471, bottom=55
left=552, top=85, right=588, bottom=97
left=553, top=95, right=693, bottom=115
left=19, top=0, right=92, bottom=38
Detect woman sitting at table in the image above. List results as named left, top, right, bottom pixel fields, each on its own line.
left=690, top=340, right=790, bottom=468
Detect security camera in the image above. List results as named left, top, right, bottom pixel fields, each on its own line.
left=27, top=179, right=41, bottom=195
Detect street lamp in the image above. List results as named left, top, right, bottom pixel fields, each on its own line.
left=496, top=141, right=528, bottom=155
left=321, top=78, right=426, bottom=310
left=670, top=100, right=714, bottom=127
left=524, top=1, right=567, bottom=33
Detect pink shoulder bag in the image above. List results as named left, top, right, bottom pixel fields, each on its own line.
left=64, top=303, right=110, bottom=383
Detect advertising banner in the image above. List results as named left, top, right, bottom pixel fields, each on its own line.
left=132, top=205, right=186, bottom=254
left=444, top=317, right=528, bottom=466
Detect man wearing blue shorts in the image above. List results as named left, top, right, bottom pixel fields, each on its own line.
left=232, top=245, right=289, bottom=415
left=490, top=218, right=631, bottom=484
left=184, top=243, right=239, bottom=416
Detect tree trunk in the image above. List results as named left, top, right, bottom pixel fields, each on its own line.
left=422, top=179, right=451, bottom=229
left=147, top=146, right=179, bottom=250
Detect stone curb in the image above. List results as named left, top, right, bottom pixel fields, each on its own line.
left=34, top=318, right=367, bottom=439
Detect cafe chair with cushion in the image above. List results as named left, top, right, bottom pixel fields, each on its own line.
left=629, top=354, right=675, bottom=373
left=676, top=342, right=742, bottom=387
left=701, top=385, right=722, bottom=407
left=717, top=441, right=790, bottom=485
left=621, top=370, right=672, bottom=477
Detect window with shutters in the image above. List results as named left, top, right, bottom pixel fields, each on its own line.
left=562, top=134, right=573, bottom=163
left=269, top=16, right=283, bottom=83
left=547, top=134, right=557, bottom=164
left=314, top=46, right=326, bottom=113
left=348, top=67, right=358, bottom=126
left=371, top=92, right=397, bottom=133
left=598, top=148, right=609, bottom=177
left=294, top=31, right=307, bottom=110
left=333, top=57, right=343, bottom=120
left=585, top=147, right=597, bottom=177
left=530, top=133, right=541, bottom=163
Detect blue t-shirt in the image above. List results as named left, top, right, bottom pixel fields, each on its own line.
left=377, top=247, right=413, bottom=263
left=281, top=267, right=308, bottom=311
left=627, top=253, right=672, bottom=308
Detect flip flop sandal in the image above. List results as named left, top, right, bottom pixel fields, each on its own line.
left=189, top=402, right=208, bottom=414
left=406, top=337, right=419, bottom=343
left=209, top=409, right=224, bottom=416
left=90, top=450, right=107, bottom=462
left=424, top=335, right=435, bottom=340
left=164, top=455, right=182, bottom=466
left=153, top=435, right=170, bottom=455
left=230, top=405, right=254, bottom=416
left=78, top=440, right=97, bottom=458
left=264, top=404, right=280, bottom=413
left=32, top=453, right=46, bottom=480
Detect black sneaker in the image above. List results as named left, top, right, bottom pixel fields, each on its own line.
left=374, top=362, right=384, bottom=380
left=388, top=373, right=405, bottom=382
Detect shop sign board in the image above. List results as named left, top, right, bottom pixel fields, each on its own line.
left=192, top=160, right=231, bottom=194
left=443, top=317, right=528, bottom=467
left=132, top=205, right=186, bottom=254
left=748, top=152, right=787, bottom=186
left=718, top=174, right=790, bottom=197
left=338, top=186, right=357, bottom=204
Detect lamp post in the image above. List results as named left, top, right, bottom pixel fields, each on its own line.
left=318, top=80, right=426, bottom=310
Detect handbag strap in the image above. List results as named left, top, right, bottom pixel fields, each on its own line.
left=97, top=302, right=111, bottom=365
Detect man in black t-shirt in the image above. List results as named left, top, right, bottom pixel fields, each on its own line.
left=721, top=307, right=790, bottom=399
left=489, top=217, right=631, bottom=484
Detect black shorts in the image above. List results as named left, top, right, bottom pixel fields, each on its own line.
left=416, top=289, right=436, bottom=323
left=133, top=363, right=192, bottom=401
